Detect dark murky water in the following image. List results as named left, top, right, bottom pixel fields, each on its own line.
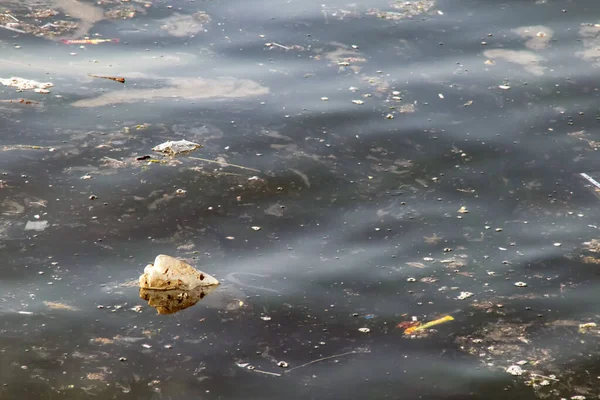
left=2, top=0, right=600, bottom=398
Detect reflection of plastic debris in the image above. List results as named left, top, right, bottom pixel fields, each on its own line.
left=25, top=221, right=49, bottom=231
left=506, top=365, right=524, bottom=376
left=139, top=285, right=217, bottom=314
left=1, top=77, right=53, bottom=93
left=139, top=254, right=220, bottom=291
left=404, top=315, right=454, bottom=335
left=152, top=140, right=202, bottom=156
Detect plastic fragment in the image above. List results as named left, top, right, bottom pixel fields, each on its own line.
left=506, top=365, right=523, bottom=376
left=139, top=254, right=219, bottom=291
left=152, top=140, right=202, bottom=156
left=0, top=77, right=53, bottom=93
left=579, top=322, right=597, bottom=333
left=457, top=291, right=473, bottom=300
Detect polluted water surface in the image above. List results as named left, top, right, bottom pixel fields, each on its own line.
left=3, top=0, right=600, bottom=399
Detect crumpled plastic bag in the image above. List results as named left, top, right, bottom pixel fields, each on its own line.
left=139, top=286, right=217, bottom=314
left=139, top=254, right=219, bottom=291
left=151, top=140, right=202, bottom=156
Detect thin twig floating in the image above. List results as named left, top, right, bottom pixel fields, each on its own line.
left=88, top=74, right=126, bottom=83
left=266, top=42, right=290, bottom=50
left=284, top=350, right=366, bottom=373
left=252, top=369, right=282, bottom=377
left=188, top=156, right=261, bottom=173
left=529, top=373, right=559, bottom=382
left=4, top=13, right=19, bottom=22
left=0, top=24, right=26, bottom=34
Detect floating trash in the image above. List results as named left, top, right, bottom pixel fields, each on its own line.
left=457, top=291, right=474, bottom=300
left=579, top=322, right=597, bottom=334
left=139, top=254, right=220, bottom=291
left=0, top=77, right=53, bottom=93
left=24, top=221, right=49, bottom=231
left=506, top=365, right=524, bottom=376
left=514, top=282, right=528, bottom=287
left=358, top=327, right=371, bottom=333
left=152, top=140, right=202, bottom=156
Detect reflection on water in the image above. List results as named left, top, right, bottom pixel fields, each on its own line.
left=140, top=285, right=218, bottom=314
left=2, top=0, right=600, bottom=398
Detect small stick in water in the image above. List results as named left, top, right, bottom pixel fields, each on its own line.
left=188, top=156, right=261, bottom=173
left=285, top=350, right=366, bottom=373
left=88, top=74, right=126, bottom=83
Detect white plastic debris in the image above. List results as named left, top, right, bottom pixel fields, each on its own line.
left=506, top=365, right=523, bottom=376
left=139, top=254, right=219, bottom=291
left=352, top=99, right=364, bottom=105
left=0, top=77, right=53, bottom=93
left=456, top=291, right=474, bottom=300
left=151, top=140, right=202, bottom=156
left=514, top=281, right=527, bottom=287
left=358, top=327, right=371, bottom=333
left=25, top=221, right=49, bottom=231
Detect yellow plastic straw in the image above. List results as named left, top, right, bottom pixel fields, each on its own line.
left=405, top=315, right=454, bottom=334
